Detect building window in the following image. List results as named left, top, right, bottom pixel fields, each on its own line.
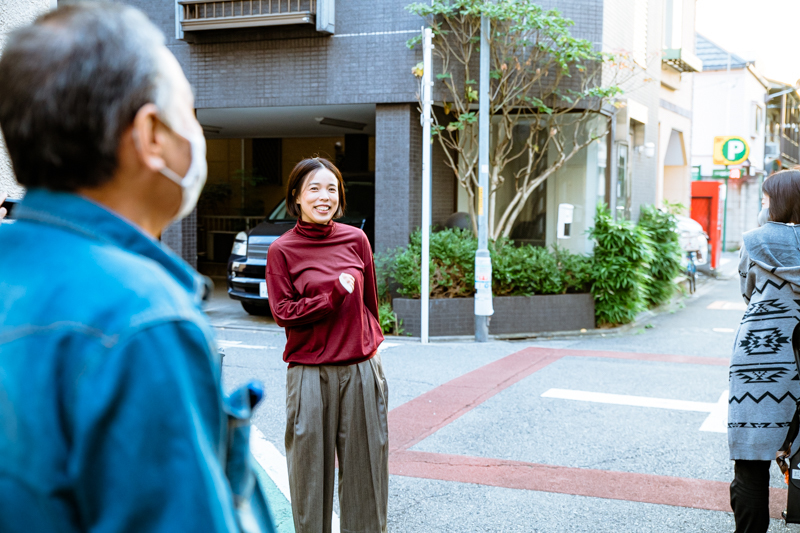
left=663, top=0, right=683, bottom=50
left=752, top=103, right=764, bottom=137
left=616, top=143, right=630, bottom=220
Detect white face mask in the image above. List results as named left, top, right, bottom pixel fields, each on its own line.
left=159, top=126, right=208, bottom=221
left=758, top=207, right=770, bottom=227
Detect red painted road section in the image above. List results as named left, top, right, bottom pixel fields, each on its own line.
left=388, top=348, right=562, bottom=453
left=387, top=347, right=785, bottom=518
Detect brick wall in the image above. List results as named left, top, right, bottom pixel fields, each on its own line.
left=130, top=0, right=424, bottom=110
left=375, top=103, right=456, bottom=252
left=161, top=211, right=199, bottom=269
left=375, top=104, right=418, bottom=252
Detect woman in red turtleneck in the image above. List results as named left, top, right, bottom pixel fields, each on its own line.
left=266, top=158, right=387, bottom=533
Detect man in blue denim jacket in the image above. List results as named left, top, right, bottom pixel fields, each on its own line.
left=0, top=4, right=274, bottom=532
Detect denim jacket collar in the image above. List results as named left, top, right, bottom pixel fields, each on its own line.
left=15, top=189, right=210, bottom=304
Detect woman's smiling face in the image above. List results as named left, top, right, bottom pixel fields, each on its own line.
left=296, top=168, right=339, bottom=225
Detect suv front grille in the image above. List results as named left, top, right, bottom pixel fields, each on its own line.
left=247, top=242, right=270, bottom=261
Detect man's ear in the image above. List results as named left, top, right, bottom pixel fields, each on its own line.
left=131, top=103, right=167, bottom=172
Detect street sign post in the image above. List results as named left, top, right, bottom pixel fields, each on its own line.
left=420, top=27, right=433, bottom=344
left=474, top=13, right=494, bottom=342
left=710, top=137, right=749, bottom=254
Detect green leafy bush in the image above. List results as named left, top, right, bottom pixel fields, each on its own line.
left=374, top=250, right=397, bottom=303
left=389, top=228, right=593, bottom=298
left=392, top=228, right=478, bottom=298
left=637, top=206, right=682, bottom=307
left=491, top=238, right=560, bottom=296
left=376, top=204, right=682, bottom=330
left=589, top=204, right=652, bottom=326
left=553, top=246, right=594, bottom=294
left=378, top=301, right=404, bottom=335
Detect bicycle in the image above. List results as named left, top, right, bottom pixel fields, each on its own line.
left=685, top=250, right=697, bottom=294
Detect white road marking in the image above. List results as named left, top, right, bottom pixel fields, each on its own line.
left=707, top=301, right=747, bottom=311
left=541, top=388, right=728, bottom=433
left=712, top=327, right=735, bottom=333
left=698, top=391, right=729, bottom=433
left=218, top=340, right=275, bottom=350
left=250, top=426, right=341, bottom=532
left=378, top=342, right=400, bottom=352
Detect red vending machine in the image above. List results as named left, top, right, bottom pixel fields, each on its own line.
left=691, top=181, right=723, bottom=270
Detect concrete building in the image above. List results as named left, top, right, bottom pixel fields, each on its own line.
left=765, top=79, right=800, bottom=173
left=1, top=0, right=699, bottom=265
left=692, top=34, right=769, bottom=249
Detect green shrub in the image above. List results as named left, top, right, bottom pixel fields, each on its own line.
left=553, top=246, right=594, bottom=294
left=389, top=228, right=593, bottom=298
left=637, top=206, right=682, bottom=307
left=374, top=250, right=397, bottom=303
left=589, top=204, right=652, bottom=326
left=378, top=301, right=404, bottom=335
left=392, top=228, right=477, bottom=298
left=491, top=238, right=560, bottom=296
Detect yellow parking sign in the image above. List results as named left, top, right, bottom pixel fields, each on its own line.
left=713, top=136, right=749, bottom=165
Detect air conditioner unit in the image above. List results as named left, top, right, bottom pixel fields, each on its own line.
left=765, top=142, right=780, bottom=158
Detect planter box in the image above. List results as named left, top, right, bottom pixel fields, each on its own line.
left=393, top=294, right=595, bottom=337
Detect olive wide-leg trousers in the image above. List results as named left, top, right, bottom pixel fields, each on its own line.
left=285, top=355, right=389, bottom=533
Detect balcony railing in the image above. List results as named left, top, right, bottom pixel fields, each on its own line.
left=781, top=135, right=800, bottom=166
left=178, top=0, right=317, bottom=32
left=662, top=48, right=703, bottom=73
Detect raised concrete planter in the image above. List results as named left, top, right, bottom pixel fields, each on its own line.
left=393, top=294, right=595, bottom=337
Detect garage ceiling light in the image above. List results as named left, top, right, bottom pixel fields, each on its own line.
left=316, top=117, right=367, bottom=131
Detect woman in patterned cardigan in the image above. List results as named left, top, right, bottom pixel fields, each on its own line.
left=729, top=169, right=800, bottom=532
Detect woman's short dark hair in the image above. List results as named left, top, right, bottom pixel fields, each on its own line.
left=764, top=170, right=800, bottom=224
left=285, top=158, right=346, bottom=219
left=0, top=3, right=168, bottom=191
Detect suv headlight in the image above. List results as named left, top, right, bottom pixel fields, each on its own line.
left=232, top=231, right=248, bottom=256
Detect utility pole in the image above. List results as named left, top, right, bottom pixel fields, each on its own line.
left=474, top=12, right=494, bottom=342
left=420, top=27, right=433, bottom=344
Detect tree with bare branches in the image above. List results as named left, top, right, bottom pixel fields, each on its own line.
left=408, top=0, right=631, bottom=240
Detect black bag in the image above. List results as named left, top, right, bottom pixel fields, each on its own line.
left=776, top=326, right=800, bottom=523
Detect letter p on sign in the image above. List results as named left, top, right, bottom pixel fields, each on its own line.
left=726, top=140, right=745, bottom=161
left=713, top=136, right=750, bottom=165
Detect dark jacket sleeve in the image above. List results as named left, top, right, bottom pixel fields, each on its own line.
left=360, top=232, right=381, bottom=323
left=70, top=321, right=239, bottom=533
left=266, top=243, right=349, bottom=327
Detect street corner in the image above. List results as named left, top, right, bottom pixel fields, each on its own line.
left=385, top=346, right=790, bottom=526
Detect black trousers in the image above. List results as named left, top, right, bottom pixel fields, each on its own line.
left=730, top=460, right=771, bottom=533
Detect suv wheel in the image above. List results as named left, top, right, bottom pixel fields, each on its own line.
left=241, top=301, right=272, bottom=316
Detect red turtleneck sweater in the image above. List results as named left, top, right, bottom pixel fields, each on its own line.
left=265, top=220, right=384, bottom=366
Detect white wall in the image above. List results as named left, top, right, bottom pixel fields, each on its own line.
left=691, top=68, right=767, bottom=176
left=0, top=0, right=52, bottom=198
left=545, top=131, right=602, bottom=255
left=655, top=0, right=696, bottom=209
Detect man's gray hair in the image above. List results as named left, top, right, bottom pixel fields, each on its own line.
left=0, top=2, right=178, bottom=191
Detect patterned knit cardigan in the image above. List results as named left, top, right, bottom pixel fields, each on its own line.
left=729, top=223, right=800, bottom=461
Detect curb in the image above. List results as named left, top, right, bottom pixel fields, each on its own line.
left=210, top=267, right=735, bottom=341
left=385, top=270, right=729, bottom=343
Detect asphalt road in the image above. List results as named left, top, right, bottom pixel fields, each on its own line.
left=209, top=254, right=800, bottom=532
